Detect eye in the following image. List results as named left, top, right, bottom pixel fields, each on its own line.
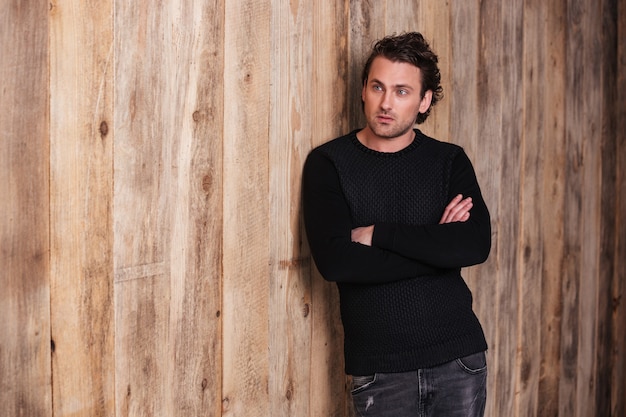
left=372, top=84, right=383, bottom=91
left=397, top=89, right=408, bottom=96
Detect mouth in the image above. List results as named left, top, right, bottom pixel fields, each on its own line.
left=376, top=114, right=394, bottom=123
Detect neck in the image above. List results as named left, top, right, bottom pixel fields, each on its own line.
left=356, top=127, right=415, bottom=153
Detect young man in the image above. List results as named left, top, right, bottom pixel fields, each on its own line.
left=302, top=32, right=491, bottom=416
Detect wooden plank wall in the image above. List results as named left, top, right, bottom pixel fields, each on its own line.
left=112, top=2, right=224, bottom=416
left=613, top=2, right=626, bottom=417
left=49, top=1, right=114, bottom=415
left=0, top=2, right=51, bottom=416
left=0, top=0, right=624, bottom=416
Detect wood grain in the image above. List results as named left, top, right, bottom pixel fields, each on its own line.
left=267, top=0, right=314, bottom=416
left=310, top=1, right=351, bottom=416
left=163, top=2, right=225, bottom=415
left=493, top=2, right=525, bottom=417
left=612, top=1, right=626, bottom=415
left=418, top=0, right=451, bottom=141
left=222, top=1, right=271, bottom=416
left=113, top=2, right=173, bottom=413
left=534, top=2, right=567, bottom=415
left=520, top=1, right=551, bottom=416
left=561, top=2, right=604, bottom=416
left=113, top=1, right=223, bottom=415
left=450, top=4, right=510, bottom=417
left=49, top=1, right=114, bottom=415
left=596, top=0, right=619, bottom=414
left=0, top=2, right=51, bottom=416
left=348, top=0, right=386, bottom=130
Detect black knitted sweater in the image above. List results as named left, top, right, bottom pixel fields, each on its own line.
left=302, top=129, right=491, bottom=375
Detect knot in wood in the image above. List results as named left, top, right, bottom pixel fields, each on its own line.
left=202, top=174, right=212, bottom=193
left=99, top=121, right=109, bottom=137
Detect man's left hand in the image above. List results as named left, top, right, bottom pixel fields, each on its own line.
left=351, top=225, right=374, bottom=246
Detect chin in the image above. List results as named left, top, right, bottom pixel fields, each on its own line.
left=372, top=127, right=410, bottom=140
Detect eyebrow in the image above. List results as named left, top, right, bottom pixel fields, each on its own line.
left=369, top=78, right=415, bottom=90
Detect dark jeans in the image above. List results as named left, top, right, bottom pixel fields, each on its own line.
left=350, top=351, right=487, bottom=417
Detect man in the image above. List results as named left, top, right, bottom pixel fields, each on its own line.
left=302, top=32, right=491, bottom=416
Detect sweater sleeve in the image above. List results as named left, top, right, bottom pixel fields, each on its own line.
left=302, top=149, right=441, bottom=284
left=372, top=150, right=491, bottom=268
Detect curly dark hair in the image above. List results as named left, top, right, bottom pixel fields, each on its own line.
left=362, top=32, right=443, bottom=124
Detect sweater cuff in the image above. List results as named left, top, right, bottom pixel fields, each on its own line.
left=372, top=222, right=395, bottom=250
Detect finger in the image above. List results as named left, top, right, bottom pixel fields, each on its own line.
left=449, top=200, right=472, bottom=222
left=441, top=197, right=472, bottom=223
left=454, top=205, right=472, bottom=222
left=444, top=197, right=471, bottom=223
left=439, top=194, right=463, bottom=224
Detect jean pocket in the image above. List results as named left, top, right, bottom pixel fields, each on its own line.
left=456, top=351, right=487, bottom=374
left=351, top=374, right=376, bottom=394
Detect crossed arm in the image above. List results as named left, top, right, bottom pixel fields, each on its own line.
left=351, top=194, right=473, bottom=246
left=302, top=149, right=491, bottom=284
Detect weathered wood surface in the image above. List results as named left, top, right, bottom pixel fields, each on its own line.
left=562, top=2, right=604, bottom=416
left=450, top=2, right=524, bottom=417
left=0, top=2, right=51, bottom=416
left=221, top=1, right=271, bottom=416
left=309, top=2, right=350, bottom=416
left=113, top=0, right=224, bottom=415
left=596, top=1, right=620, bottom=416
left=268, top=1, right=313, bottom=416
left=613, top=2, right=626, bottom=416
left=1, top=1, right=625, bottom=416
left=517, top=1, right=568, bottom=416
left=49, top=1, right=115, bottom=416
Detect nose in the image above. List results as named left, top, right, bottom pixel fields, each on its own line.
left=380, top=91, right=392, bottom=111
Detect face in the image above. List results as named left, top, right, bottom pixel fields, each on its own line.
left=361, top=57, right=432, bottom=142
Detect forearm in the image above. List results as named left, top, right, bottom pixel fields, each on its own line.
left=303, top=150, right=440, bottom=284
left=373, top=215, right=491, bottom=268
left=371, top=150, right=492, bottom=268
left=307, top=234, right=437, bottom=284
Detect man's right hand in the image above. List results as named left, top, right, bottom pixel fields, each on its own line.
left=439, top=194, right=472, bottom=224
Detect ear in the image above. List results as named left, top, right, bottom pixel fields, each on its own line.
left=419, top=90, right=433, bottom=113
left=361, top=79, right=367, bottom=102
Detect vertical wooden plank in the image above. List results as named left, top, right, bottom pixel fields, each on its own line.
left=519, top=1, right=559, bottom=417
left=501, top=7, right=526, bottom=417
left=575, top=2, right=604, bottom=416
left=383, top=0, right=417, bottom=33
left=310, top=2, right=351, bottom=416
left=268, top=0, right=314, bottom=416
left=477, top=4, right=522, bottom=417
left=596, top=0, right=619, bottom=414
left=560, top=1, right=604, bottom=416
left=612, top=1, right=626, bottom=414
left=535, top=1, right=567, bottom=415
left=49, top=1, right=114, bottom=415
left=450, top=3, right=513, bottom=417
left=114, top=2, right=173, bottom=414
left=0, top=2, right=51, bottom=416
left=417, top=1, right=451, bottom=141
left=519, top=1, right=568, bottom=416
left=560, top=0, right=583, bottom=413
left=348, top=0, right=386, bottom=129
left=386, top=0, right=449, bottom=141
left=516, top=2, right=560, bottom=416
left=222, top=1, right=271, bottom=416
left=114, top=1, right=224, bottom=415
left=163, top=2, right=224, bottom=415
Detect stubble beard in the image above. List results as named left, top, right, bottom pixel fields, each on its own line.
left=368, top=115, right=416, bottom=140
